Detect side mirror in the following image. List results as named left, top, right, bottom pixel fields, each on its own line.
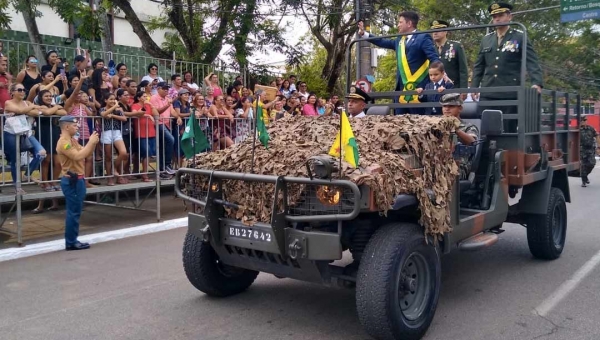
left=481, top=110, right=503, bottom=136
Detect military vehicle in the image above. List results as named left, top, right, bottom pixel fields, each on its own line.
left=175, top=24, right=581, bottom=340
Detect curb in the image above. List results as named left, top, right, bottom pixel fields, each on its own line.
left=0, top=217, right=187, bottom=263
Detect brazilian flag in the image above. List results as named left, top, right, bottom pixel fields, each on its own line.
left=181, top=117, right=209, bottom=159
left=256, top=104, right=270, bottom=148
left=328, top=111, right=359, bottom=168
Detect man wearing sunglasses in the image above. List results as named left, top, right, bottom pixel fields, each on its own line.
left=56, top=116, right=100, bottom=250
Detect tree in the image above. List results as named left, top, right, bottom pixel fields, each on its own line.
left=108, top=0, right=289, bottom=71
left=293, top=36, right=330, bottom=98
left=291, top=0, right=358, bottom=94
left=9, top=0, right=45, bottom=63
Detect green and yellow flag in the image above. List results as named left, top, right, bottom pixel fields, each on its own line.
left=256, top=104, right=270, bottom=148
left=328, top=112, right=359, bottom=168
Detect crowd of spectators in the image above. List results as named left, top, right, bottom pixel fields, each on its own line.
left=0, top=47, right=344, bottom=204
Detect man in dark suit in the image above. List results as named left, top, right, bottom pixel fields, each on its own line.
left=358, top=11, right=439, bottom=114
left=471, top=2, right=543, bottom=131
left=430, top=20, right=469, bottom=95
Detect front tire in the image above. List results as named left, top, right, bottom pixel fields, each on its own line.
left=356, top=223, right=441, bottom=340
left=183, top=232, right=259, bottom=297
left=526, top=187, right=567, bottom=260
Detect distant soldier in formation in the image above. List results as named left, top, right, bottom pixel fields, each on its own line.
left=430, top=20, right=469, bottom=96
left=471, top=2, right=543, bottom=131
left=579, top=116, right=597, bottom=187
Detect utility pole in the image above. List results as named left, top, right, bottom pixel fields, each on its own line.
left=355, top=0, right=373, bottom=86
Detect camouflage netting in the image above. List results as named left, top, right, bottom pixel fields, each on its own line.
left=182, top=115, right=461, bottom=236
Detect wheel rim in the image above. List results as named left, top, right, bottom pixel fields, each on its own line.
left=551, top=203, right=565, bottom=247
left=397, top=252, right=431, bottom=321
left=213, top=251, right=245, bottom=278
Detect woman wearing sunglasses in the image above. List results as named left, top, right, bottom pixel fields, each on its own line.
left=15, top=55, right=42, bottom=94
left=3, top=83, right=47, bottom=194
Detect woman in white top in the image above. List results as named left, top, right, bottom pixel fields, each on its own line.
left=183, top=71, right=199, bottom=95
left=3, top=83, right=47, bottom=193
left=140, top=63, right=164, bottom=95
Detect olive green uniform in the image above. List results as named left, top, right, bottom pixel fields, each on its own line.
left=457, top=121, right=480, bottom=180
left=472, top=28, right=543, bottom=100
left=436, top=40, right=469, bottom=89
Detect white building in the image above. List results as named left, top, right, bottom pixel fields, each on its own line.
left=5, top=0, right=170, bottom=48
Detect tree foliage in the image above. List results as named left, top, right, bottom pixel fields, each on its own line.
left=286, top=0, right=359, bottom=94
left=293, top=36, right=331, bottom=98
left=109, top=0, right=290, bottom=70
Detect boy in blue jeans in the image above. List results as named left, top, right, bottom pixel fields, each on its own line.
left=416, top=61, right=454, bottom=115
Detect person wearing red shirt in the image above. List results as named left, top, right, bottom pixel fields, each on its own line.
left=0, top=59, right=12, bottom=109
left=131, top=91, right=158, bottom=182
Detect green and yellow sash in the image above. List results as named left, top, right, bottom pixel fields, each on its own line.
left=398, top=36, right=429, bottom=103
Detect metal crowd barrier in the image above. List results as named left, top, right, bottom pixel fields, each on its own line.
left=0, top=39, right=248, bottom=91
left=0, top=114, right=255, bottom=245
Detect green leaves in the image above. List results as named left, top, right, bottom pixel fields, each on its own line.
left=0, top=0, right=12, bottom=30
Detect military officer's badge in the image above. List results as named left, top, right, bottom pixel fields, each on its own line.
left=502, top=40, right=519, bottom=52
left=444, top=43, right=456, bottom=61
left=433, top=20, right=439, bottom=26
left=491, top=3, right=500, bottom=10
left=350, top=87, right=356, bottom=93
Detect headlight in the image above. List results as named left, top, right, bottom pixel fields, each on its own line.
left=317, top=186, right=341, bottom=206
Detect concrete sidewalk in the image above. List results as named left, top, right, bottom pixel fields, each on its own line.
left=0, top=192, right=188, bottom=249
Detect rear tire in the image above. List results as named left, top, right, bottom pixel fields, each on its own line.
left=526, top=187, right=567, bottom=260
left=356, top=223, right=441, bottom=340
left=183, top=232, right=259, bottom=297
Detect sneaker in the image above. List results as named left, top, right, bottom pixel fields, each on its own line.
left=159, top=173, right=173, bottom=180
left=165, top=165, right=176, bottom=175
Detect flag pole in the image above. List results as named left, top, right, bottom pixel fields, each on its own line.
left=339, top=105, right=343, bottom=176
left=250, top=92, right=261, bottom=174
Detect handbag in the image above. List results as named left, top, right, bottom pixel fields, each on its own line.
left=19, top=134, right=33, bottom=150
left=5, top=115, right=31, bottom=134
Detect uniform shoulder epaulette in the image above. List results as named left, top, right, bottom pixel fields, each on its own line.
left=512, top=29, right=524, bottom=33
left=485, top=31, right=494, bottom=36
left=448, top=39, right=460, bottom=44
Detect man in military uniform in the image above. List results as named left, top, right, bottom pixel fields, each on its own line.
left=430, top=20, right=469, bottom=95
left=56, top=116, right=100, bottom=250
left=471, top=2, right=543, bottom=131
left=579, top=116, right=597, bottom=187
left=346, top=86, right=372, bottom=118
left=440, top=93, right=479, bottom=180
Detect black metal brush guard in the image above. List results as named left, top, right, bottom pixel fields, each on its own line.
left=175, top=168, right=361, bottom=257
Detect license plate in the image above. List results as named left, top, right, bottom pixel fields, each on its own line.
left=227, top=227, right=273, bottom=242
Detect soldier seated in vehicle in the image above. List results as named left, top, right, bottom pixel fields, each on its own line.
left=440, top=93, right=479, bottom=180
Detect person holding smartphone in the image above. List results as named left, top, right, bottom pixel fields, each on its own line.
left=41, top=50, right=66, bottom=94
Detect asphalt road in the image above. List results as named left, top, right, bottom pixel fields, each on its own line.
left=1, top=173, right=600, bottom=340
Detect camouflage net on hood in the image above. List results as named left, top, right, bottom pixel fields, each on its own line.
left=183, top=115, right=461, bottom=236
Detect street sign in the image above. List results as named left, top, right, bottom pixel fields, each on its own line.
left=560, top=0, right=600, bottom=22
left=356, top=78, right=372, bottom=93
